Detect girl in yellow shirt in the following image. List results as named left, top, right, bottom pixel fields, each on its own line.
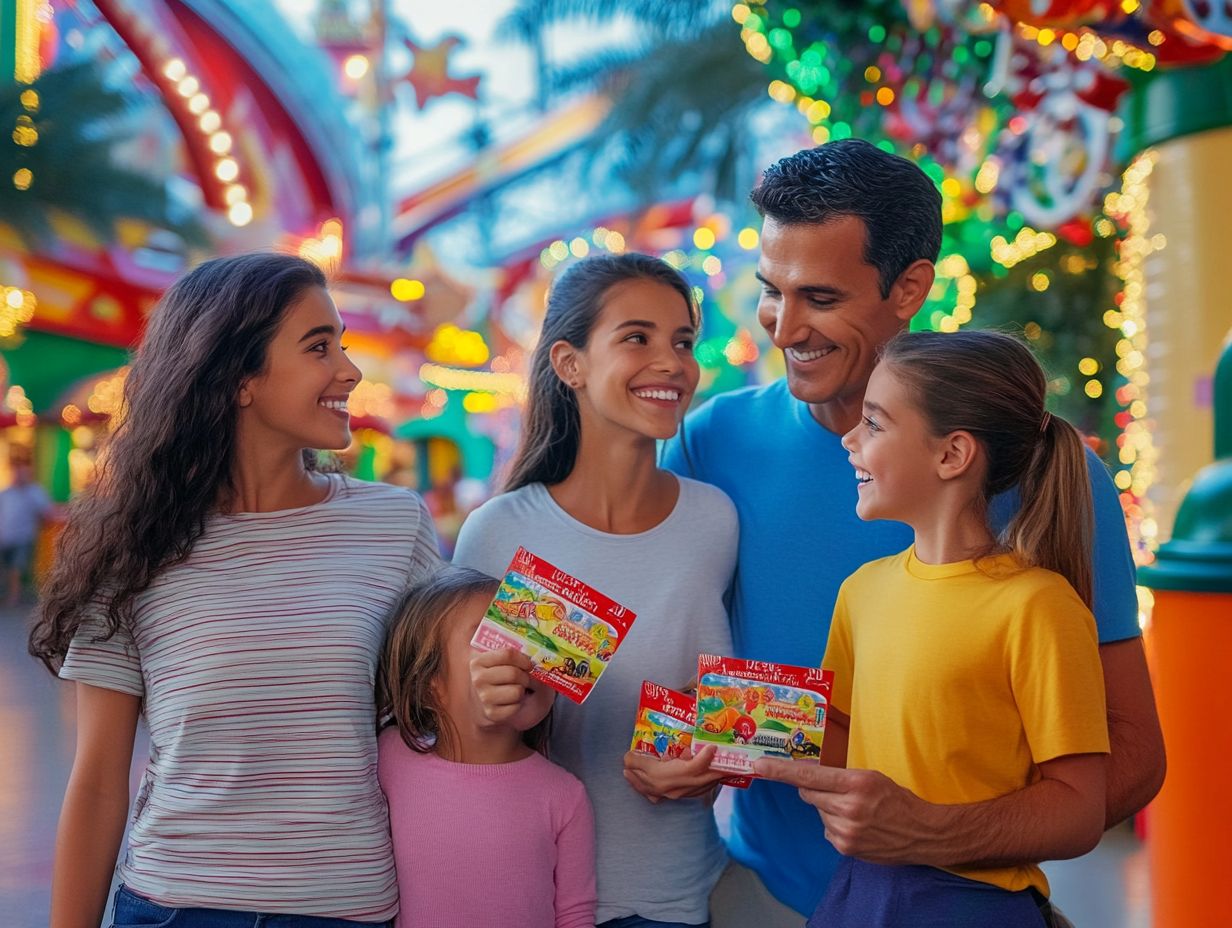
left=766, top=330, right=1109, bottom=928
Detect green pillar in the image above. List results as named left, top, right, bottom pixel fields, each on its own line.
left=1, top=0, right=17, bottom=83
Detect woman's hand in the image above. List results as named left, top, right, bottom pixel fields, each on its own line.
left=469, top=647, right=536, bottom=724
left=622, top=745, right=727, bottom=803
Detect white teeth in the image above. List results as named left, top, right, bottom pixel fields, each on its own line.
left=789, top=346, right=835, bottom=362
left=855, top=469, right=873, bottom=484
left=632, top=389, right=681, bottom=402
left=319, top=399, right=349, bottom=412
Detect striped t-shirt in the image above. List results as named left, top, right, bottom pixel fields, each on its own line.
left=60, top=475, right=441, bottom=921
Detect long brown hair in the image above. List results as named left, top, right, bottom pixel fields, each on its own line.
left=504, top=252, right=698, bottom=492
left=376, top=566, right=552, bottom=757
left=880, top=330, right=1094, bottom=606
left=29, top=253, right=328, bottom=672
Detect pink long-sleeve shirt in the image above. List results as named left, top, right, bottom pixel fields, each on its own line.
left=378, top=729, right=597, bottom=928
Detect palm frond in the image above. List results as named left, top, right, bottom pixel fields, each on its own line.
left=498, top=0, right=723, bottom=44
left=0, top=60, right=205, bottom=249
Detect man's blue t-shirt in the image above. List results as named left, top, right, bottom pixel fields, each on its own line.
left=661, top=378, right=1140, bottom=917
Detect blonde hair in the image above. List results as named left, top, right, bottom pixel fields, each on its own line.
left=376, top=566, right=552, bottom=756
left=880, top=330, right=1094, bottom=606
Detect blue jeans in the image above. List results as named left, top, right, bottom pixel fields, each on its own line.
left=599, top=917, right=711, bottom=928
left=110, top=885, right=391, bottom=928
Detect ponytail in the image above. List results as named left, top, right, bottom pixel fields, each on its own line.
left=880, top=330, right=1095, bottom=606
left=1005, top=414, right=1094, bottom=606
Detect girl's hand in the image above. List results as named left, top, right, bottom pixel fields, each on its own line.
left=622, top=745, right=727, bottom=803
left=469, top=647, right=536, bottom=723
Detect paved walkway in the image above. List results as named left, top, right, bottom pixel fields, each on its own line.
left=0, top=605, right=1150, bottom=927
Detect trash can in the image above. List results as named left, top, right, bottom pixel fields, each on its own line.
left=1139, top=338, right=1232, bottom=928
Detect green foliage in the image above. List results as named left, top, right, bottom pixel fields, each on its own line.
left=0, top=61, right=205, bottom=248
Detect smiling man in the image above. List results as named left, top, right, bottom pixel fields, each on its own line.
left=663, top=140, right=1165, bottom=926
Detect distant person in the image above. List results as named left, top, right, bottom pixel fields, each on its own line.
left=0, top=462, right=52, bottom=606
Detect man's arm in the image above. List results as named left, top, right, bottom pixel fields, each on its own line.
left=755, top=753, right=1106, bottom=868
left=1101, top=636, right=1166, bottom=826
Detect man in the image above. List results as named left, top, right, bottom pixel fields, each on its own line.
left=663, top=139, right=1166, bottom=925
left=0, top=462, right=52, bottom=607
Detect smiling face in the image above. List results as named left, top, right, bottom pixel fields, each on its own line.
left=238, top=286, right=361, bottom=452
left=561, top=277, right=700, bottom=443
left=439, top=592, right=555, bottom=737
left=840, top=362, right=945, bottom=526
left=756, top=216, right=930, bottom=434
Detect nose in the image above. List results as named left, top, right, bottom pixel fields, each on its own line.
left=652, top=342, right=686, bottom=377
left=760, top=296, right=808, bottom=349
left=339, top=350, right=362, bottom=386
left=840, top=422, right=859, bottom=453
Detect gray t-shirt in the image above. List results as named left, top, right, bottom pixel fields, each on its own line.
left=453, top=477, right=738, bottom=925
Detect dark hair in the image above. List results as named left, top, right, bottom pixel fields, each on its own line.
left=376, top=566, right=552, bottom=757
left=504, top=252, right=697, bottom=492
left=29, top=252, right=329, bottom=672
left=879, top=330, right=1094, bottom=606
left=750, top=139, right=943, bottom=298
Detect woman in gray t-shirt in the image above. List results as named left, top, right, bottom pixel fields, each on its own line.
left=457, top=253, right=738, bottom=928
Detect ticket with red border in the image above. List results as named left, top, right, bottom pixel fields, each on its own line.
left=629, top=680, right=751, bottom=789
left=693, top=655, right=834, bottom=776
left=471, top=547, right=636, bottom=704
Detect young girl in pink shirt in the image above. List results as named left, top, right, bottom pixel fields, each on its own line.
left=376, top=566, right=597, bottom=928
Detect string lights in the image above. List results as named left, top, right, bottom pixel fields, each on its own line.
left=1103, top=151, right=1161, bottom=569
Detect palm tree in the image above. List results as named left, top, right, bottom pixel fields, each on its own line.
left=500, top=0, right=771, bottom=205
left=1, top=60, right=204, bottom=248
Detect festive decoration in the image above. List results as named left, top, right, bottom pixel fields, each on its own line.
left=402, top=35, right=481, bottom=109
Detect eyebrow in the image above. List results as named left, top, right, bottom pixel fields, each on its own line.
left=755, top=271, right=846, bottom=298
left=864, top=400, right=895, bottom=423
left=298, top=324, right=346, bottom=342
left=614, top=319, right=696, bottom=334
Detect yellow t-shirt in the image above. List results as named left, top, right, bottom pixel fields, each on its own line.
left=823, top=546, right=1110, bottom=897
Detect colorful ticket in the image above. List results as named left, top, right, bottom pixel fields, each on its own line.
left=471, top=547, right=636, bottom=704
left=629, top=681, right=750, bottom=788
left=692, top=655, right=834, bottom=776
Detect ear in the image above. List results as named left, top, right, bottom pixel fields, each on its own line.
left=549, top=340, right=583, bottom=390
left=889, top=259, right=936, bottom=323
left=935, top=430, right=981, bottom=482
left=237, top=380, right=254, bottom=409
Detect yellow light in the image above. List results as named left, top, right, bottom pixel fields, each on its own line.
left=1085, top=380, right=1103, bottom=398
left=5, top=289, right=24, bottom=309
left=164, top=58, right=187, bottom=81
left=199, top=111, right=222, bottom=133
left=702, top=256, right=722, bottom=276
left=693, top=228, right=716, bottom=250
left=15, top=0, right=42, bottom=82
left=1078, top=357, right=1099, bottom=376
left=209, top=132, right=233, bottom=154
left=224, top=184, right=248, bottom=205
left=188, top=93, right=210, bottom=115
left=606, top=231, right=626, bottom=253
left=1061, top=33, right=1079, bottom=51
left=864, top=66, right=882, bottom=82
left=19, top=89, right=38, bottom=112
left=1115, top=471, right=1132, bottom=490
left=940, top=177, right=961, bottom=198
left=419, top=363, right=526, bottom=399
left=875, top=87, right=895, bottom=106
left=12, top=168, right=32, bottom=191
left=11, top=123, right=37, bottom=146
left=732, top=3, right=751, bottom=24
left=737, top=227, right=759, bottom=250
left=549, top=240, right=569, bottom=261
left=806, top=100, right=831, bottom=122
left=391, top=278, right=426, bottom=302
left=1037, top=28, right=1056, bottom=45
left=344, top=54, right=370, bottom=80
left=1121, top=0, right=1140, bottom=11
left=227, top=202, right=253, bottom=227
left=214, top=158, right=239, bottom=182
left=1030, top=272, right=1050, bottom=292
left=569, top=237, right=589, bottom=258
left=1147, top=30, right=1165, bottom=46
left=177, top=76, right=200, bottom=98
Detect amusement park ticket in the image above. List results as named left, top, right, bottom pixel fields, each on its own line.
left=629, top=680, right=750, bottom=788
left=692, top=655, right=835, bottom=777
left=471, top=547, right=637, bottom=704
